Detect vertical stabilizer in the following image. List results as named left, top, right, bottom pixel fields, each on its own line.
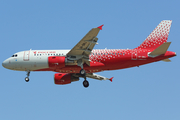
left=137, top=20, right=172, bottom=50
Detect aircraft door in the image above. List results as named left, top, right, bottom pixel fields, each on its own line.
left=131, top=50, right=137, bottom=60
left=23, top=51, right=30, bottom=61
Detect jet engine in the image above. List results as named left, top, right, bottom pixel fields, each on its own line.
left=54, top=73, right=79, bottom=85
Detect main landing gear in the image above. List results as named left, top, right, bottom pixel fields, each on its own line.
left=25, top=70, right=30, bottom=82
left=83, top=79, right=89, bottom=88
left=80, top=69, right=89, bottom=88
left=80, top=69, right=86, bottom=76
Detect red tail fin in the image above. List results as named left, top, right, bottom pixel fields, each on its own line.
left=137, top=20, right=172, bottom=50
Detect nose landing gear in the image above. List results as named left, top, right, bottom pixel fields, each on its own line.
left=25, top=70, right=30, bottom=82
left=25, top=77, right=29, bottom=82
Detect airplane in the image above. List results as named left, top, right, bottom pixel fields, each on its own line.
left=2, top=20, right=176, bottom=88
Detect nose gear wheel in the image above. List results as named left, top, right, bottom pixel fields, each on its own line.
left=25, top=77, right=29, bottom=82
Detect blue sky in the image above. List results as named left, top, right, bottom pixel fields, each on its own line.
left=0, top=0, right=180, bottom=120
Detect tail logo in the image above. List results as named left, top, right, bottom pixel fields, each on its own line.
left=137, top=20, right=172, bottom=50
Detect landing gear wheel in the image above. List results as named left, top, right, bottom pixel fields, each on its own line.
left=83, top=80, right=89, bottom=88
left=80, top=69, right=86, bottom=76
left=25, top=70, right=30, bottom=82
left=25, top=77, right=29, bottom=82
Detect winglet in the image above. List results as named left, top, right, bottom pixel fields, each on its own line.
left=97, top=25, right=104, bottom=30
left=109, top=77, right=113, bottom=82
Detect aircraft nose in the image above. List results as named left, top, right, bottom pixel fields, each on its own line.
left=2, top=59, right=8, bottom=68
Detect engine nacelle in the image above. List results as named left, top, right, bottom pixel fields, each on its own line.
left=54, top=73, right=79, bottom=85
left=48, top=56, right=66, bottom=69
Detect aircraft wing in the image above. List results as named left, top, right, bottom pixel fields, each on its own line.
left=66, top=25, right=103, bottom=66
left=86, top=73, right=113, bottom=82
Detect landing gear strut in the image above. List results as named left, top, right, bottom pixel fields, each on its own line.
left=77, top=59, right=89, bottom=88
left=25, top=70, right=30, bottom=82
left=79, top=69, right=89, bottom=88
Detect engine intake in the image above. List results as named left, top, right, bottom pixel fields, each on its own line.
left=54, top=73, right=79, bottom=85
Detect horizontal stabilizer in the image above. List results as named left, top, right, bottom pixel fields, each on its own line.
left=149, top=42, right=171, bottom=57
left=162, top=58, right=171, bottom=62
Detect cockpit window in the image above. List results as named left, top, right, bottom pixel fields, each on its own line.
left=11, top=54, right=18, bottom=57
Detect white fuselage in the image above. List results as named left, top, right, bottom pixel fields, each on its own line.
left=2, top=50, right=70, bottom=71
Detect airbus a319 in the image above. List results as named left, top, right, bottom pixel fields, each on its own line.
left=2, top=20, right=176, bottom=88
